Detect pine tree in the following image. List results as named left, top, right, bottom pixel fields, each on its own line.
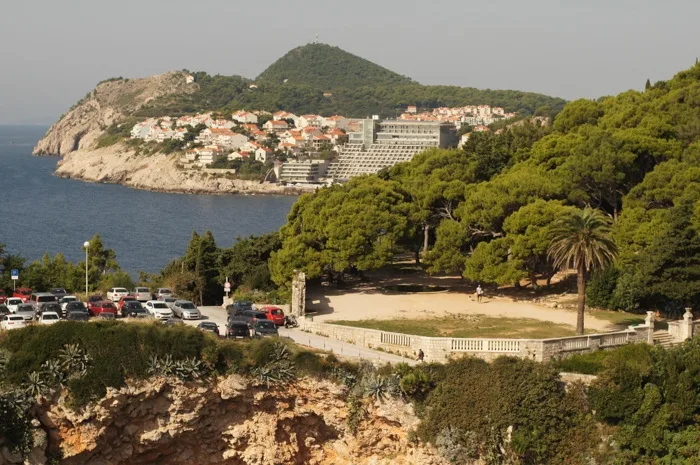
left=645, top=78, right=651, bottom=90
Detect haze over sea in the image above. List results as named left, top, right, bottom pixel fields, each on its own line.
left=0, top=125, right=296, bottom=276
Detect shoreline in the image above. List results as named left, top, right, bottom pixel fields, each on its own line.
left=50, top=144, right=311, bottom=197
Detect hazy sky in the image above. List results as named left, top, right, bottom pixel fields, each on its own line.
left=1, top=0, right=698, bottom=124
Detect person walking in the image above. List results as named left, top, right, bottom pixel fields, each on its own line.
left=417, top=349, right=425, bottom=362
left=476, top=284, right=484, bottom=303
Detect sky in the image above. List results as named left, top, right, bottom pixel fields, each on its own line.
left=1, top=0, right=698, bottom=124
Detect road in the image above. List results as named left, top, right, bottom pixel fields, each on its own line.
left=187, top=306, right=415, bottom=365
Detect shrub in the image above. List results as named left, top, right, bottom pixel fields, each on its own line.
left=586, top=266, right=620, bottom=309
left=552, top=350, right=610, bottom=375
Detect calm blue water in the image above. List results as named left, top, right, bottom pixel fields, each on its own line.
left=0, top=125, right=296, bottom=275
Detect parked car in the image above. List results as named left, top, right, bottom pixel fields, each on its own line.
left=15, top=304, right=36, bottom=321
left=38, top=311, right=60, bottom=325
left=64, top=301, right=88, bottom=317
left=251, top=320, right=279, bottom=338
left=6, top=297, right=23, bottom=313
left=106, top=287, right=130, bottom=302
left=226, top=300, right=252, bottom=316
left=197, top=321, right=220, bottom=336
left=59, top=296, right=79, bottom=312
left=38, top=302, right=62, bottom=317
left=50, top=288, right=69, bottom=300
left=87, top=294, right=103, bottom=308
left=163, top=318, right=183, bottom=326
left=13, top=287, right=32, bottom=303
left=226, top=320, right=251, bottom=339
left=89, top=301, right=118, bottom=317
left=260, top=306, right=285, bottom=326
left=132, top=287, right=152, bottom=302
left=117, top=295, right=138, bottom=311
left=29, top=292, right=57, bottom=312
left=157, top=295, right=178, bottom=310
left=144, top=301, right=173, bottom=320
left=155, top=288, right=173, bottom=300
left=65, top=311, right=89, bottom=322
left=172, top=300, right=200, bottom=319
left=96, top=312, right=116, bottom=320
left=1, top=314, right=26, bottom=330
left=232, top=310, right=269, bottom=327
left=121, top=301, right=150, bottom=318
left=0, top=289, right=6, bottom=304
left=0, top=304, right=9, bottom=317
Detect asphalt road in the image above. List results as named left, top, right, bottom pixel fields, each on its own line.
left=187, top=306, right=415, bottom=365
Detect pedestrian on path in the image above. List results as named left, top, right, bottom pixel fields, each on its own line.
left=476, top=284, right=484, bottom=303
left=417, top=349, right=425, bottom=362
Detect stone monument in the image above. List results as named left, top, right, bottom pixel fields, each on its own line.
left=291, top=270, right=306, bottom=317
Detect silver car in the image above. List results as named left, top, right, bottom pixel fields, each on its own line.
left=132, top=287, right=152, bottom=302
left=15, top=304, right=36, bottom=321
left=172, top=300, right=201, bottom=320
left=144, top=301, right=173, bottom=320
left=159, top=296, right=178, bottom=309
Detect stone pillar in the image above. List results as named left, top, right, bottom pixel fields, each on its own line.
left=290, top=270, right=306, bottom=317
left=645, top=311, right=655, bottom=345
left=682, top=308, right=694, bottom=340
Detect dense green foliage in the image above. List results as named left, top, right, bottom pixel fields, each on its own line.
left=257, top=43, right=413, bottom=89
left=271, top=62, right=700, bottom=313
left=134, top=44, right=566, bottom=118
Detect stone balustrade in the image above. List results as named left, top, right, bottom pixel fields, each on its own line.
left=298, top=319, right=652, bottom=363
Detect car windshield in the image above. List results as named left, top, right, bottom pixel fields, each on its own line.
left=63, top=297, right=77, bottom=302
left=53, top=289, right=66, bottom=293
left=17, top=305, right=33, bottom=312
left=269, top=309, right=282, bottom=315
left=153, top=303, right=168, bottom=309
left=68, top=313, right=87, bottom=320
left=89, top=296, right=102, bottom=301
left=201, top=322, right=217, bottom=328
left=136, top=288, right=148, bottom=292
left=253, top=313, right=268, bottom=319
left=160, top=289, right=172, bottom=294
left=115, top=288, right=128, bottom=292
left=67, top=302, right=86, bottom=309
left=8, top=298, right=22, bottom=304
left=43, top=314, right=59, bottom=320
left=38, top=296, right=57, bottom=302
left=102, top=303, right=116, bottom=309
left=9, top=315, right=24, bottom=321
left=179, top=302, right=196, bottom=309
left=125, top=302, right=142, bottom=308
left=256, top=321, right=276, bottom=330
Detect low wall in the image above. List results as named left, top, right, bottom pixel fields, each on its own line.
left=298, top=320, right=651, bottom=363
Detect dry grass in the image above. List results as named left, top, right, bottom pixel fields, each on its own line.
left=329, top=314, right=586, bottom=339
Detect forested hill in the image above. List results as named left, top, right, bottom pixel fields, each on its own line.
left=270, top=62, right=700, bottom=318
left=257, top=43, right=413, bottom=89
left=134, top=43, right=567, bottom=117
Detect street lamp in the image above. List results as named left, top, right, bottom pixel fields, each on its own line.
left=83, top=241, right=90, bottom=298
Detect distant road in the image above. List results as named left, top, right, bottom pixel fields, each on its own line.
left=189, top=306, right=415, bottom=365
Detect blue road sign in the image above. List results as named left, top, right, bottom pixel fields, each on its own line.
left=11, top=269, right=19, bottom=280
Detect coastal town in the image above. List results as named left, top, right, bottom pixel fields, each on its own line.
left=127, top=103, right=518, bottom=186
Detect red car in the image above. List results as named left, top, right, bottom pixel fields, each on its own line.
left=88, top=300, right=118, bottom=317
left=117, top=295, right=137, bottom=311
left=13, top=287, right=32, bottom=303
left=0, top=289, right=6, bottom=304
left=260, top=306, right=285, bottom=326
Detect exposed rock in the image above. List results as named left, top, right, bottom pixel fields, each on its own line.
left=54, top=145, right=303, bottom=195
left=33, top=72, right=196, bottom=157
left=25, top=376, right=443, bottom=465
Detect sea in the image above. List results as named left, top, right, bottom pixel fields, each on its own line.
left=0, top=125, right=296, bottom=276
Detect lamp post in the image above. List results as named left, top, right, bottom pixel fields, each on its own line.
left=83, top=241, right=90, bottom=299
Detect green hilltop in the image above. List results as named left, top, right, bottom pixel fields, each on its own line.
left=257, top=43, right=414, bottom=89
left=135, top=43, right=566, bottom=118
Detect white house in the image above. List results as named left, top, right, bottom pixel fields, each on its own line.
left=210, top=119, right=235, bottom=129
left=263, top=120, right=289, bottom=132
left=322, top=115, right=348, bottom=130
left=297, top=114, right=323, bottom=128
left=231, top=110, right=258, bottom=124
left=255, top=147, right=274, bottom=164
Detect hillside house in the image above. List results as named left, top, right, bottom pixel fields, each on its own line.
left=232, top=110, right=258, bottom=124
left=255, top=146, right=274, bottom=164
left=263, top=120, right=289, bottom=132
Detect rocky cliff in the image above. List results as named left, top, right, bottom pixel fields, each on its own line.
left=33, top=72, right=195, bottom=157
left=54, top=144, right=302, bottom=195
left=1, top=376, right=447, bottom=465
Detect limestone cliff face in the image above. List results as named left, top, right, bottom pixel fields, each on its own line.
left=2, top=376, right=447, bottom=465
left=33, top=72, right=196, bottom=156
left=54, top=144, right=302, bottom=195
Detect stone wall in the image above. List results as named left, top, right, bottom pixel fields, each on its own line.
left=298, top=320, right=651, bottom=363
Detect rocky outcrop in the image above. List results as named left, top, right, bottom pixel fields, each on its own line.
left=54, top=144, right=304, bottom=195
left=33, top=72, right=196, bottom=157
left=7, top=376, right=447, bottom=465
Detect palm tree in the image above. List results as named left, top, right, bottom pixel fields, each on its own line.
left=548, top=207, right=617, bottom=335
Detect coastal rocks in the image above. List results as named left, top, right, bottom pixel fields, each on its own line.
left=27, top=376, right=440, bottom=465
left=54, top=144, right=303, bottom=195
left=33, top=72, right=196, bottom=157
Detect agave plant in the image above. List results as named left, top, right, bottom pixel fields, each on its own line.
left=158, top=354, right=175, bottom=376
left=24, top=371, right=50, bottom=399
left=58, top=343, right=91, bottom=377
left=332, top=367, right=358, bottom=388
left=364, top=374, right=390, bottom=401
left=272, top=343, right=290, bottom=362
left=147, top=354, right=161, bottom=376
left=41, top=359, right=67, bottom=386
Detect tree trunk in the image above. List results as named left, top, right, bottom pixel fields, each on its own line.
left=576, top=264, right=586, bottom=335
left=423, top=224, right=430, bottom=256
left=414, top=247, right=420, bottom=265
